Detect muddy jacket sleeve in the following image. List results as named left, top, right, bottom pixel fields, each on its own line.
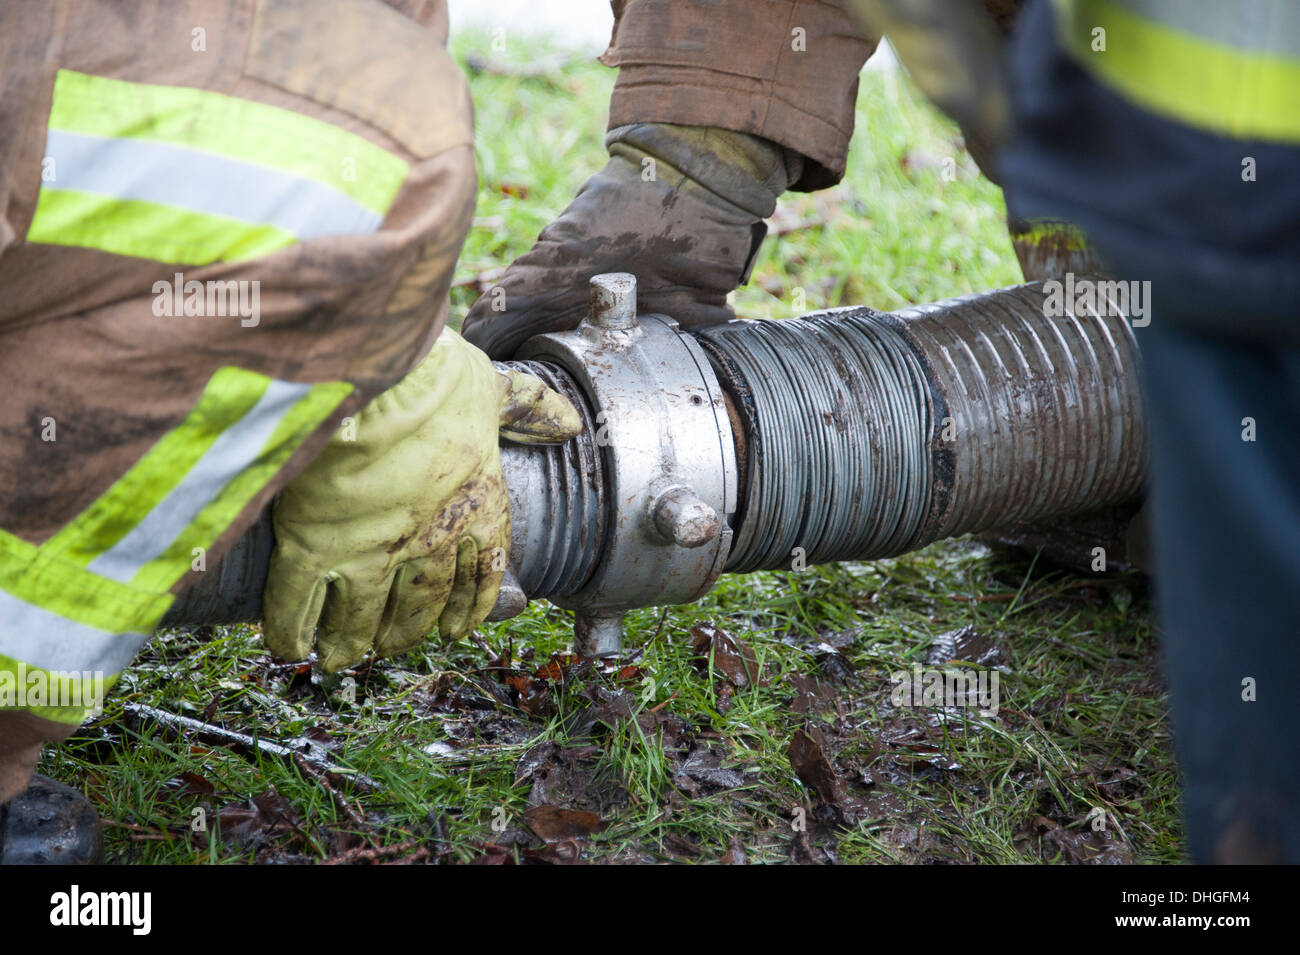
left=600, top=0, right=879, bottom=190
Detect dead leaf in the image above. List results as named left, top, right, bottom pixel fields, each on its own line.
left=470, top=844, right=515, bottom=865
left=524, top=805, right=606, bottom=843
left=502, top=671, right=555, bottom=717
left=1017, top=813, right=1133, bottom=865
left=926, top=626, right=1002, bottom=668
left=678, top=746, right=746, bottom=790
left=691, top=623, right=760, bottom=688
left=815, top=647, right=856, bottom=683
left=216, top=788, right=303, bottom=850
left=788, top=673, right=838, bottom=715
left=635, top=710, right=693, bottom=750
left=788, top=726, right=848, bottom=806
left=789, top=828, right=837, bottom=865
left=514, top=741, right=560, bottom=786
left=533, top=652, right=581, bottom=682
left=578, top=685, right=636, bottom=728
left=166, top=771, right=214, bottom=796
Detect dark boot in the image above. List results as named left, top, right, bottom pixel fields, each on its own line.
left=0, top=774, right=103, bottom=865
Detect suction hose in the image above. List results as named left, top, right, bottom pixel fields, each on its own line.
left=163, top=274, right=1145, bottom=655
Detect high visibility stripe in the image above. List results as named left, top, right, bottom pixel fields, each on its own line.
left=88, top=380, right=313, bottom=583
left=1115, top=0, right=1300, bottom=58
left=0, top=529, right=156, bottom=724
left=47, top=70, right=407, bottom=215
left=0, top=591, right=149, bottom=679
left=41, top=128, right=383, bottom=244
left=27, top=189, right=298, bottom=264
left=44, top=368, right=273, bottom=567
left=27, top=69, right=409, bottom=263
left=1055, top=0, right=1300, bottom=143
left=47, top=369, right=352, bottom=594
left=0, top=531, right=170, bottom=638
left=2, top=369, right=353, bottom=723
left=128, top=379, right=352, bottom=595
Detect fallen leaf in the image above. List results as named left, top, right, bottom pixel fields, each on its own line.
left=815, top=647, right=856, bottom=683
left=166, top=771, right=214, bottom=796
left=635, top=710, right=693, bottom=750
left=788, top=726, right=848, bottom=806
left=533, top=653, right=581, bottom=682
left=678, top=746, right=746, bottom=790
left=470, top=844, right=515, bottom=865
left=691, top=623, right=760, bottom=688
left=1017, top=813, right=1133, bottom=865
left=216, top=788, right=303, bottom=850
left=926, top=626, right=1002, bottom=668
left=788, top=673, right=838, bottom=715
left=524, top=805, right=606, bottom=842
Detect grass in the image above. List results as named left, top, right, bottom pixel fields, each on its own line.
left=39, top=29, right=1181, bottom=864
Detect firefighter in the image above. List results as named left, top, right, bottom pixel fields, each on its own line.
left=466, top=0, right=1300, bottom=863
left=994, top=0, right=1300, bottom=864
left=0, top=0, right=579, bottom=863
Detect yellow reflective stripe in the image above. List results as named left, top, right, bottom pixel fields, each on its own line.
left=128, top=380, right=352, bottom=593
left=48, top=69, right=408, bottom=216
left=0, top=531, right=170, bottom=636
left=31, top=70, right=410, bottom=263
left=1055, top=0, right=1300, bottom=143
left=45, top=368, right=273, bottom=569
left=1010, top=219, right=1092, bottom=251
left=0, top=654, right=116, bottom=726
left=27, top=189, right=297, bottom=266
left=2, top=368, right=352, bottom=699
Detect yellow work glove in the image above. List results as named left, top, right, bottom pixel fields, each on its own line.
left=263, top=328, right=581, bottom=672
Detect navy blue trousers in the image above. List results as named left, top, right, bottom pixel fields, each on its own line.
left=1140, top=321, right=1300, bottom=862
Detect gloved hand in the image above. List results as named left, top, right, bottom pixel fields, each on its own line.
left=462, top=123, right=805, bottom=359
left=263, top=328, right=581, bottom=672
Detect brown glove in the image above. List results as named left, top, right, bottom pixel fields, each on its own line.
left=462, top=123, right=804, bottom=358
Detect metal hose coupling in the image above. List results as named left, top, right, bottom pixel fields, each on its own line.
left=162, top=273, right=1146, bottom=658
left=502, top=273, right=739, bottom=654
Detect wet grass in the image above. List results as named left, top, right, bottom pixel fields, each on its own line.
left=39, top=30, right=1180, bottom=864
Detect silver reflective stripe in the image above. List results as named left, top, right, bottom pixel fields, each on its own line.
left=44, top=128, right=383, bottom=239
left=1112, top=0, right=1300, bottom=58
left=0, top=588, right=149, bottom=674
left=88, top=379, right=313, bottom=584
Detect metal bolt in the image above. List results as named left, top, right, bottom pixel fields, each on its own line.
left=574, top=610, right=625, bottom=657
left=651, top=485, right=720, bottom=548
left=588, top=272, right=638, bottom=329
